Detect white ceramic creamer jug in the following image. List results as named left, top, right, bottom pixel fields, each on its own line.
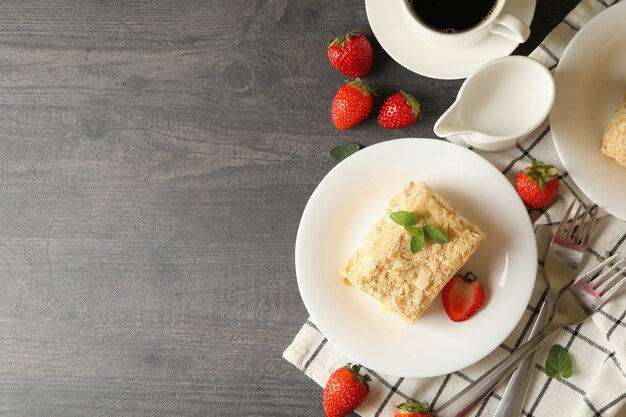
left=434, top=56, right=555, bottom=151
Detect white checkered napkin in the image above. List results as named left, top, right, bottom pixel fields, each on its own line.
left=284, top=0, right=626, bottom=416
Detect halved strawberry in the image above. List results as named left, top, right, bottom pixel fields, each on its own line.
left=442, top=272, right=484, bottom=322
left=395, top=400, right=432, bottom=417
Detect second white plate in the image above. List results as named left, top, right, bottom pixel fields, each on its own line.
left=296, top=138, right=537, bottom=378
left=551, top=1, right=626, bottom=221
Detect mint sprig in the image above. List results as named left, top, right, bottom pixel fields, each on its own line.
left=390, top=210, right=449, bottom=253
left=330, top=143, right=360, bottom=161
left=544, top=344, right=573, bottom=378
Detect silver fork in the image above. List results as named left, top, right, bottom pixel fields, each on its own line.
left=434, top=254, right=626, bottom=417
left=493, top=200, right=598, bottom=417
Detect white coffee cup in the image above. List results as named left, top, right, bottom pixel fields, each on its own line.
left=400, top=0, right=530, bottom=49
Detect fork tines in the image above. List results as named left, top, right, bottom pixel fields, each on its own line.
left=578, top=254, right=626, bottom=299
left=556, top=200, right=599, bottom=246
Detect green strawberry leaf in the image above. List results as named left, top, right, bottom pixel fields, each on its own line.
left=329, top=143, right=360, bottom=161
left=400, top=90, right=421, bottom=119
left=390, top=211, right=417, bottom=227
left=409, top=228, right=424, bottom=253
left=537, top=177, right=546, bottom=190
left=544, top=344, right=573, bottom=378
left=523, top=160, right=558, bottom=190
left=424, top=223, right=449, bottom=244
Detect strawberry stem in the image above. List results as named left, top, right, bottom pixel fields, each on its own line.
left=346, top=363, right=371, bottom=390
left=346, top=78, right=376, bottom=97
left=521, top=160, right=558, bottom=190
left=328, top=30, right=362, bottom=48
left=396, top=400, right=431, bottom=413
left=462, top=271, right=478, bottom=282
left=400, top=90, right=422, bottom=119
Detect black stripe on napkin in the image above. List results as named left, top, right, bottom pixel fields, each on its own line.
left=562, top=18, right=581, bottom=31
left=558, top=174, right=590, bottom=203
left=563, top=326, right=612, bottom=355
left=606, top=309, right=626, bottom=341
left=527, top=377, right=554, bottom=416
left=606, top=351, right=625, bottom=377
left=501, top=126, right=550, bottom=174
left=527, top=323, right=583, bottom=414
left=303, top=337, right=327, bottom=372
left=596, top=391, right=626, bottom=416
left=430, top=374, right=452, bottom=409
left=374, top=377, right=404, bottom=417
left=598, top=309, right=626, bottom=330
left=585, top=396, right=602, bottom=416
left=610, top=232, right=626, bottom=253
left=539, top=44, right=560, bottom=64
left=511, top=292, right=549, bottom=350
left=305, top=319, right=318, bottom=331
left=474, top=392, right=500, bottom=417
left=534, top=362, right=586, bottom=396
left=365, top=368, right=395, bottom=390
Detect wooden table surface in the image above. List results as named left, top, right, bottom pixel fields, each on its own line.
left=0, top=1, right=581, bottom=415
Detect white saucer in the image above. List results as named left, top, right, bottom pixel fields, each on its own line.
left=364, top=0, right=536, bottom=80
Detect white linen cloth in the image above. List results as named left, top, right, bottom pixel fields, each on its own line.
left=284, top=0, right=626, bottom=415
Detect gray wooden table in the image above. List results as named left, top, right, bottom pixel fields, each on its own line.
left=0, top=1, right=580, bottom=416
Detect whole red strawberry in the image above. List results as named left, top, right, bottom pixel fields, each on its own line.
left=516, top=160, right=559, bottom=210
left=442, top=272, right=484, bottom=322
left=327, top=31, right=373, bottom=78
left=332, top=79, right=375, bottom=130
left=378, top=91, right=421, bottom=129
left=323, top=363, right=371, bottom=417
left=395, top=400, right=432, bottom=417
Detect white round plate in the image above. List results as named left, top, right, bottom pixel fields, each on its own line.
left=364, top=0, right=536, bottom=80
left=550, top=2, right=626, bottom=221
left=295, top=139, right=537, bottom=378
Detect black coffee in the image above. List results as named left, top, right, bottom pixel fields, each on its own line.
left=409, top=0, right=498, bottom=33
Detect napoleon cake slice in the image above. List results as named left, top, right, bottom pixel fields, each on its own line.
left=339, top=181, right=486, bottom=323
left=601, top=92, right=626, bottom=168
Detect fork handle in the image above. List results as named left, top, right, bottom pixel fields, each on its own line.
left=491, top=301, right=551, bottom=417
left=433, top=327, right=553, bottom=417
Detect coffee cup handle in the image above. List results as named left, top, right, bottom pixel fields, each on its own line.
left=490, top=13, right=530, bottom=43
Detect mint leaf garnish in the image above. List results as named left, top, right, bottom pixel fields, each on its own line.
left=423, top=223, right=449, bottom=244
left=545, top=344, right=573, bottom=378
left=390, top=211, right=417, bottom=227
left=391, top=211, right=449, bottom=251
left=330, top=143, right=360, bottom=161
left=409, top=228, right=424, bottom=253
left=404, top=225, right=421, bottom=235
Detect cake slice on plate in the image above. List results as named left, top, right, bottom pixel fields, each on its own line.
left=601, top=93, right=626, bottom=168
left=339, top=181, right=486, bottom=323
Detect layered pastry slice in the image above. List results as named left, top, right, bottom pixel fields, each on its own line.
left=601, top=93, right=626, bottom=168
left=339, top=181, right=486, bottom=323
